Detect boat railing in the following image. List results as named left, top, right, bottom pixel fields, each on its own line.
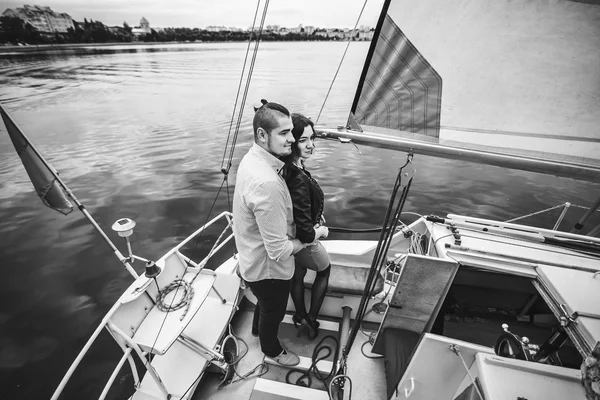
left=50, top=304, right=136, bottom=400
left=164, top=210, right=234, bottom=268
left=502, top=201, right=599, bottom=236
left=50, top=210, right=235, bottom=400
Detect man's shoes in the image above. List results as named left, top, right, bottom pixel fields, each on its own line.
left=268, top=349, right=300, bottom=366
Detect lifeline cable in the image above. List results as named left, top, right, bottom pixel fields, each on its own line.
left=328, top=212, right=424, bottom=233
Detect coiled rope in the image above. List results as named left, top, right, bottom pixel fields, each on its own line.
left=221, top=325, right=269, bottom=386
left=285, top=335, right=339, bottom=390
left=155, top=279, right=194, bottom=318
left=154, top=219, right=232, bottom=320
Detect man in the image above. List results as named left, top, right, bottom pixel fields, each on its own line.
left=232, top=100, right=306, bottom=366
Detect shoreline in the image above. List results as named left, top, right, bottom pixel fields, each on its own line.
left=0, top=41, right=207, bottom=54
left=0, top=40, right=350, bottom=55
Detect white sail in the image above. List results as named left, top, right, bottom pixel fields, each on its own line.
left=349, top=0, right=600, bottom=169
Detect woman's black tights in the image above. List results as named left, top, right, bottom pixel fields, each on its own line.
left=291, top=265, right=331, bottom=321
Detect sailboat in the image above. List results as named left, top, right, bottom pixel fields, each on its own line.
left=2, top=0, right=600, bottom=399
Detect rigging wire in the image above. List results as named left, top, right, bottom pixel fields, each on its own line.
left=219, top=0, right=264, bottom=213
left=175, top=1, right=272, bottom=397
left=220, top=0, right=263, bottom=174
left=157, top=0, right=269, bottom=327
left=226, top=0, right=270, bottom=169
left=220, top=0, right=268, bottom=213
left=341, top=155, right=414, bottom=367
left=357, top=227, right=426, bottom=360
left=315, top=0, right=370, bottom=125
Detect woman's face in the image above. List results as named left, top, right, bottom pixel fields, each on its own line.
left=297, top=125, right=316, bottom=161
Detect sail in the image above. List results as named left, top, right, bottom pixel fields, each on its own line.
left=349, top=0, right=600, bottom=170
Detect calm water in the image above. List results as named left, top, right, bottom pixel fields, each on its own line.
left=0, top=42, right=599, bottom=399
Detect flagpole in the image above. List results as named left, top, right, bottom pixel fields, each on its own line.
left=55, top=177, right=139, bottom=279
left=0, top=103, right=139, bottom=279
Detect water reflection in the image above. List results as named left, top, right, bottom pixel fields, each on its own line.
left=0, top=42, right=599, bottom=399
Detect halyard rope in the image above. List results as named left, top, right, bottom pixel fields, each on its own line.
left=315, top=0, right=370, bottom=125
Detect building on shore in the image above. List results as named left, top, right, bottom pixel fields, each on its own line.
left=313, top=26, right=373, bottom=40
left=131, top=17, right=151, bottom=37
left=205, top=25, right=244, bottom=32
left=206, top=25, right=226, bottom=32
left=358, top=28, right=374, bottom=41
left=2, top=5, right=74, bottom=33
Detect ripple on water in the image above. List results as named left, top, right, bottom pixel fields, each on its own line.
left=1, top=42, right=599, bottom=400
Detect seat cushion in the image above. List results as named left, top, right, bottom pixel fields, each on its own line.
left=303, top=262, right=385, bottom=296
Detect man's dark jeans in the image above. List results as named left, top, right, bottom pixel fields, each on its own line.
left=247, top=278, right=291, bottom=357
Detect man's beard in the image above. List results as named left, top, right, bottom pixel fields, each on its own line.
left=267, top=134, right=291, bottom=158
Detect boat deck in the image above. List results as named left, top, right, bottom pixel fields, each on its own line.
left=192, top=303, right=387, bottom=400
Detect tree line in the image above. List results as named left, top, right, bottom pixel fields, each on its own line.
left=0, top=16, right=342, bottom=45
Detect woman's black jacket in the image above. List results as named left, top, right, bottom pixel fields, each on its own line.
left=284, top=163, right=324, bottom=244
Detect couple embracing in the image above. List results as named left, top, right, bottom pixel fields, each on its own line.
left=232, top=100, right=330, bottom=366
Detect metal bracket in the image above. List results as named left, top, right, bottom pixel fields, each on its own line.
left=559, top=304, right=578, bottom=326
left=346, top=112, right=363, bottom=132
left=404, top=377, right=415, bottom=397
left=449, top=344, right=460, bottom=355
left=399, top=153, right=416, bottom=188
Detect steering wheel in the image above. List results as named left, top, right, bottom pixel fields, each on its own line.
left=494, top=331, right=534, bottom=361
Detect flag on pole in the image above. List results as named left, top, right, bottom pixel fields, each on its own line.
left=1, top=104, right=73, bottom=215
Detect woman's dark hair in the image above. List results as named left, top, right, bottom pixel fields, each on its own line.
left=282, top=113, right=315, bottom=164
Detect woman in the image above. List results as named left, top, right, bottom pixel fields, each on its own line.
left=283, top=113, right=331, bottom=340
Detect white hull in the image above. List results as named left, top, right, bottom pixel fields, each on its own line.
left=50, top=212, right=599, bottom=400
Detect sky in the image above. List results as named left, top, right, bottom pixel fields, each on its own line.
left=0, top=0, right=385, bottom=29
